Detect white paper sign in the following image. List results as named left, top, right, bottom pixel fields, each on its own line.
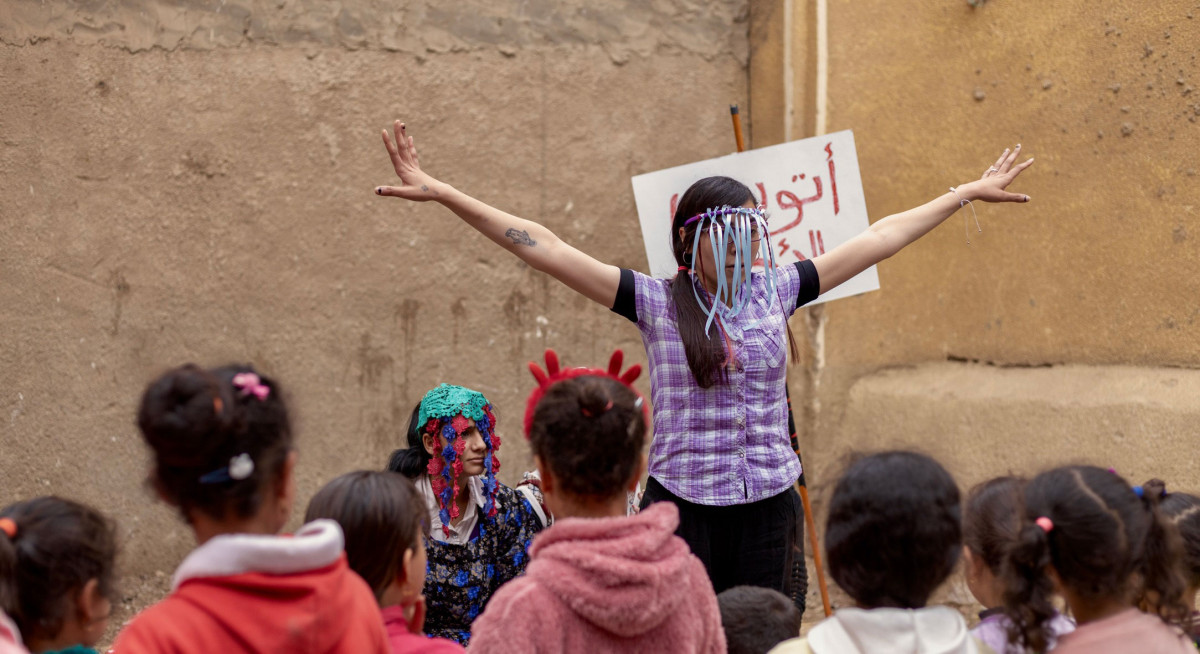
left=630, top=130, right=879, bottom=305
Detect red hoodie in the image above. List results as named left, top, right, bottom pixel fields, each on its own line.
left=467, top=502, right=725, bottom=653
left=112, top=520, right=388, bottom=654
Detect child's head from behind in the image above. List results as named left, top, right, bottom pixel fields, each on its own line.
left=137, top=363, right=295, bottom=529
left=962, top=476, right=1025, bottom=608
left=717, top=585, right=801, bottom=654
left=1002, top=467, right=1188, bottom=650
left=1159, top=487, right=1200, bottom=595
left=0, top=497, right=117, bottom=650
left=528, top=375, right=646, bottom=508
left=824, top=451, right=962, bottom=609
left=304, top=471, right=427, bottom=606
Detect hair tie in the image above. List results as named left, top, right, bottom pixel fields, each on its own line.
left=232, top=372, right=270, bottom=401
left=580, top=399, right=614, bottom=418
left=198, top=453, right=256, bottom=484
left=677, top=265, right=689, bottom=273
left=1133, top=485, right=1145, bottom=498
left=1035, top=516, right=1054, bottom=533
left=213, top=396, right=224, bottom=415
left=0, top=518, right=16, bottom=539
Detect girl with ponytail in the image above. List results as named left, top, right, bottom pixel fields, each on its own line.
left=1000, top=466, right=1192, bottom=654
left=375, top=119, right=1034, bottom=593
left=386, top=385, right=545, bottom=645
left=113, top=364, right=389, bottom=654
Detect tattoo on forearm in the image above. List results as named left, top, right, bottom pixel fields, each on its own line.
left=420, top=184, right=439, bottom=196
left=505, top=228, right=537, bottom=247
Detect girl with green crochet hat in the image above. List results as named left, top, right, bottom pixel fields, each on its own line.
left=387, top=384, right=546, bottom=645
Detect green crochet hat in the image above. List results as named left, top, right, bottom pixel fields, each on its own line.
left=417, top=384, right=492, bottom=428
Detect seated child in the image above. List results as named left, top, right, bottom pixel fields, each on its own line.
left=1001, top=467, right=1192, bottom=654
left=770, top=450, right=987, bottom=654
left=962, top=476, right=1073, bottom=652
left=305, top=471, right=465, bottom=653
left=113, top=364, right=388, bottom=653
left=0, top=497, right=116, bottom=654
left=467, top=350, right=725, bottom=653
left=719, top=586, right=802, bottom=654
left=1157, top=483, right=1200, bottom=646
left=385, top=386, right=545, bottom=644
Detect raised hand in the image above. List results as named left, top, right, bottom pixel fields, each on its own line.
left=970, top=144, right=1035, bottom=203
left=375, top=120, right=441, bottom=202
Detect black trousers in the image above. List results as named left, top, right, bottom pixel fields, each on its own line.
left=641, top=476, right=801, bottom=598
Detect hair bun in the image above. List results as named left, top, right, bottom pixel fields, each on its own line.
left=1141, top=478, right=1168, bottom=507
left=137, top=364, right=227, bottom=467
left=577, top=383, right=614, bottom=418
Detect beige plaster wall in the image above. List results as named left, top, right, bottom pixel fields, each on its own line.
left=807, top=0, right=1199, bottom=489
left=0, top=0, right=750, bottom=622
left=750, top=0, right=1200, bottom=618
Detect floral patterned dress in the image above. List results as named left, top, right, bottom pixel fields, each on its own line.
left=423, top=484, right=544, bottom=644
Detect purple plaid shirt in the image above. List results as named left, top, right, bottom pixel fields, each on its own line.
left=630, top=262, right=820, bottom=506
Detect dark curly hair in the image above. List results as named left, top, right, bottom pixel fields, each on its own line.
left=528, top=375, right=646, bottom=499
left=824, top=451, right=962, bottom=610
left=136, top=363, right=293, bottom=522
left=1001, top=467, right=1189, bottom=652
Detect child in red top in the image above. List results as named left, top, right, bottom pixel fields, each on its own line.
left=305, top=471, right=464, bottom=654
left=112, top=364, right=388, bottom=653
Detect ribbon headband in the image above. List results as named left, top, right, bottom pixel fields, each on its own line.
left=683, top=204, right=767, bottom=226
left=682, top=204, right=779, bottom=336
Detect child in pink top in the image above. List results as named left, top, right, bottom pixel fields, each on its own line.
left=1000, top=468, right=1192, bottom=654
left=305, top=471, right=464, bottom=654
left=467, top=350, right=725, bottom=653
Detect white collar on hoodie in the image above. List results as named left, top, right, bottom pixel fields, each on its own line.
left=808, top=606, right=981, bottom=654
left=0, top=610, right=21, bottom=646
left=172, top=519, right=344, bottom=591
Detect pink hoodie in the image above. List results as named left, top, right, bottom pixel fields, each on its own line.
left=467, top=502, right=724, bottom=653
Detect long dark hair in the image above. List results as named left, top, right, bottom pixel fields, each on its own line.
left=386, top=402, right=429, bottom=479
left=136, top=363, right=293, bottom=523
left=1001, top=467, right=1189, bottom=651
left=670, top=176, right=798, bottom=388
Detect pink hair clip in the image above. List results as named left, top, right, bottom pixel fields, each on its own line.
left=1035, top=516, right=1054, bottom=533
left=232, top=372, right=270, bottom=401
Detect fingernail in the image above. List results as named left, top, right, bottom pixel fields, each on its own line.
left=1025, top=195, right=1030, bottom=202
left=1016, top=144, right=1021, bottom=148
left=375, top=187, right=382, bottom=195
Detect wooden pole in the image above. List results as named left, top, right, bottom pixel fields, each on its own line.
left=731, top=104, right=832, bottom=618
left=730, top=105, right=746, bottom=153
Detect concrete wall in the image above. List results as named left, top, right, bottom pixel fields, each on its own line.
left=751, top=0, right=1200, bottom=616
left=0, top=0, right=749, bottom=623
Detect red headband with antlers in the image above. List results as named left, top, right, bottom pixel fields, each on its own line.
left=523, top=348, right=649, bottom=438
